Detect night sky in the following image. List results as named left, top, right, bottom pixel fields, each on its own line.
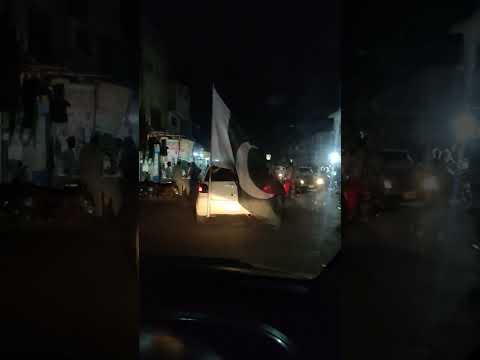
left=344, top=0, right=478, bottom=122
left=145, top=1, right=340, bottom=152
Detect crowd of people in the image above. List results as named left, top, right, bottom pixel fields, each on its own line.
left=341, top=131, right=472, bottom=222
left=141, top=158, right=205, bottom=199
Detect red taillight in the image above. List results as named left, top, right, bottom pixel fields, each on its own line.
left=262, top=184, right=275, bottom=194
left=198, top=184, right=208, bottom=193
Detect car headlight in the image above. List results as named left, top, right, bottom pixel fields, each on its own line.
left=300, top=179, right=305, bottom=185
left=316, top=177, right=325, bottom=185
left=383, top=179, right=392, bottom=190
left=423, top=176, right=439, bottom=191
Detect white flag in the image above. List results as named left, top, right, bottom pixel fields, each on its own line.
left=211, top=86, right=235, bottom=170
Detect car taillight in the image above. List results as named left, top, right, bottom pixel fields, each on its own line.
left=198, top=184, right=208, bottom=193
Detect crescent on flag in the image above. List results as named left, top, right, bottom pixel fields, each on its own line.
left=236, top=142, right=274, bottom=200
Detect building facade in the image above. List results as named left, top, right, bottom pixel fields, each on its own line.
left=0, top=0, right=139, bottom=184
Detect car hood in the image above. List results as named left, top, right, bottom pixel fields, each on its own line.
left=142, top=256, right=314, bottom=280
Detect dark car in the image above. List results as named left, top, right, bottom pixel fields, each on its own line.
left=294, top=167, right=326, bottom=193
left=378, top=149, right=418, bottom=203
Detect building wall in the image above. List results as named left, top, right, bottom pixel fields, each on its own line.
left=11, top=0, right=136, bottom=84
left=141, top=17, right=168, bottom=133
left=168, top=82, right=192, bottom=138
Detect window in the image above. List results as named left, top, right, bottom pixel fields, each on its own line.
left=298, top=167, right=313, bottom=174
left=206, top=167, right=237, bottom=182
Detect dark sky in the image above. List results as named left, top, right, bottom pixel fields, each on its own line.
left=145, top=1, right=340, bottom=150
left=344, top=0, right=478, bottom=105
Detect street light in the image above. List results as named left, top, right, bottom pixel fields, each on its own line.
left=328, top=151, right=340, bottom=165
left=266, top=154, right=272, bottom=161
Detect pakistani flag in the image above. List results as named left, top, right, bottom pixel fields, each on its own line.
left=211, top=86, right=283, bottom=227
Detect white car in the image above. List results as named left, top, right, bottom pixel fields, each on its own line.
left=195, top=166, right=251, bottom=222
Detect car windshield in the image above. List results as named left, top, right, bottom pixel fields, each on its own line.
left=298, top=167, right=313, bottom=174
left=205, top=167, right=237, bottom=182
left=139, top=2, right=340, bottom=286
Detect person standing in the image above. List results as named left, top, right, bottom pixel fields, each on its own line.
left=165, top=161, right=173, bottom=180
left=119, top=136, right=138, bottom=212
left=63, top=136, right=78, bottom=177
left=79, top=134, right=104, bottom=217
left=188, top=161, right=201, bottom=198
left=172, top=160, right=185, bottom=196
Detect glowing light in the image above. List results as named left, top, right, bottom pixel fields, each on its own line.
left=384, top=179, right=392, bottom=189
left=266, top=153, right=272, bottom=161
left=328, top=151, right=341, bottom=164
left=316, top=177, right=325, bottom=185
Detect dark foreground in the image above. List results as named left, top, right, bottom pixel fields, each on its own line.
left=0, top=213, right=137, bottom=358
left=343, top=202, right=480, bottom=359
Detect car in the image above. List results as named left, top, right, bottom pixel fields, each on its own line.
left=195, top=166, right=251, bottom=222
left=294, top=167, right=326, bottom=193
left=378, top=149, right=418, bottom=204
left=140, top=252, right=339, bottom=360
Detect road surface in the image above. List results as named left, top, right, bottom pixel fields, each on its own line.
left=140, top=190, right=340, bottom=278
left=343, top=201, right=480, bottom=359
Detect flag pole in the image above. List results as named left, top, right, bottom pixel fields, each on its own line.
left=207, top=83, right=214, bottom=218
left=207, top=162, right=212, bottom=218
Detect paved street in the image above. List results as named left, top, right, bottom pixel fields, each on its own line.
left=343, top=201, right=480, bottom=359
left=140, top=190, right=340, bottom=278
left=0, top=214, right=137, bottom=357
